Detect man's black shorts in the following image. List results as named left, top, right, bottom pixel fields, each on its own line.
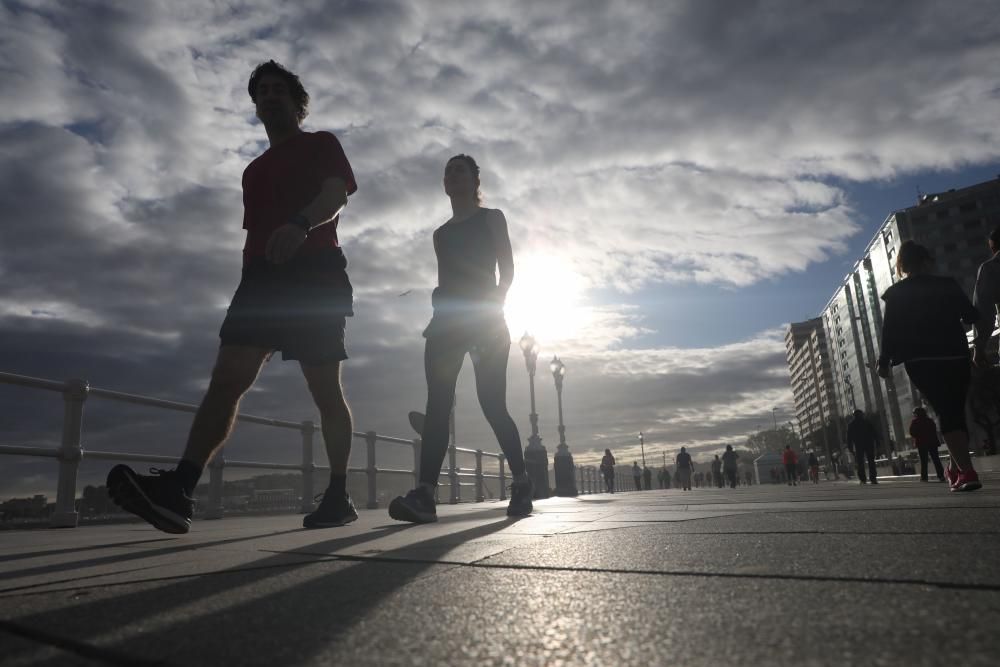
left=219, top=248, right=353, bottom=364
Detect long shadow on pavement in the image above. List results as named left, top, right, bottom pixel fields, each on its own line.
left=5, top=517, right=520, bottom=666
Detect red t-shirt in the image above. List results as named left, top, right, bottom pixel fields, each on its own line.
left=782, top=449, right=798, bottom=465
left=241, top=130, right=357, bottom=264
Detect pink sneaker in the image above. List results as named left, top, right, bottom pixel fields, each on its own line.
left=951, top=469, right=982, bottom=493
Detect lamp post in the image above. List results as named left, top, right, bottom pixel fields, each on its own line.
left=771, top=408, right=778, bottom=432
left=519, top=332, right=550, bottom=498
left=639, top=431, right=646, bottom=468
left=549, top=356, right=577, bottom=496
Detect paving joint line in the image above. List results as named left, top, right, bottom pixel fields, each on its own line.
left=0, top=619, right=166, bottom=667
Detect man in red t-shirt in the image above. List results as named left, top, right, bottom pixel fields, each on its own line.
left=108, top=61, right=360, bottom=533
left=782, top=445, right=799, bottom=486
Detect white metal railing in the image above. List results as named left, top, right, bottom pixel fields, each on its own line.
left=0, top=371, right=523, bottom=528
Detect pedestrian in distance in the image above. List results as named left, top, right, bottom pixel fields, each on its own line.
left=106, top=61, right=360, bottom=533
left=782, top=445, right=799, bottom=486
left=846, top=410, right=880, bottom=485
left=909, top=407, right=946, bottom=482
left=711, top=455, right=723, bottom=488
left=643, top=465, right=653, bottom=490
left=600, top=449, right=616, bottom=493
left=388, top=155, right=535, bottom=523
left=877, top=240, right=982, bottom=492
left=722, top=445, right=739, bottom=488
left=632, top=462, right=642, bottom=491
left=676, top=447, right=693, bottom=491
left=744, top=469, right=753, bottom=486
left=807, top=451, right=820, bottom=484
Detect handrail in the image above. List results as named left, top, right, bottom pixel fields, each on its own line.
left=0, top=371, right=534, bottom=527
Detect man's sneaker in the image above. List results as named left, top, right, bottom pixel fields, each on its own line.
left=507, top=477, right=533, bottom=517
left=303, top=492, right=358, bottom=528
left=388, top=486, right=437, bottom=524
left=945, top=465, right=960, bottom=490
left=951, top=469, right=982, bottom=493
left=106, top=465, right=193, bottom=534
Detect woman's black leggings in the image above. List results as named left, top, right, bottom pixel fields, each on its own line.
left=419, top=333, right=525, bottom=486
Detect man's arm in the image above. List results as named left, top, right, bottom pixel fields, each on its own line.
left=265, top=177, right=349, bottom=264
left=972, top=262, right=999, bottom=362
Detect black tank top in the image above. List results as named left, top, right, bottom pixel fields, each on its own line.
left=433, top=209, right=497, bottom=302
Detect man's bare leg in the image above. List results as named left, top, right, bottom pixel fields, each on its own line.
left=106, top=345, right=270, bottom=533
left=181, top=345, right=272, bottom=467
left=300, top=360, right=358, bottom=527
left=300, top=360, right=353, bottom=473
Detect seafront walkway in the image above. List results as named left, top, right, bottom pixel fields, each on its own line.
left=2, top=469, right=1000, bottom=666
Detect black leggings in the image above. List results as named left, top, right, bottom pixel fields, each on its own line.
left=904, top=359, right=971, bottom=433
left=419, top=333, right=525, bottom=486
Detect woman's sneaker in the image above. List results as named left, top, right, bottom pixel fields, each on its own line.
left=951, top=469, right=982, bottom=493
left=106, top=464, right=194, bottom=534
left=507, top=477, right=533, bottom=517
left=303, top=492, right=358, bottom=528
left=388, top=486, right=438, bottom=524
left=944, top=465, right=961, bottom=490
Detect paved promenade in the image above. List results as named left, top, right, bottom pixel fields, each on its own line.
left=2, top=472, right=1000, bottom=666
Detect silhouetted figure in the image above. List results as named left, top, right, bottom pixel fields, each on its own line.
left=909, top=408, right=946, bottom=482
left=710, top=455, right=723, bottom=488
left=663, top=466, right=672, bottom=489
left=676, top=447, right=693, bottom=491
left=807, top=451, right=820, bottom=483
left=389, top=155, right=533, bottom=523
left=846, top=410, right=880, bottom=485
left=643, top=466, right=652, bottom=490
left=877, top=240, right=982, bottom=491
left=600, top=449, right=616, bottom=493
left=782, top=446, right=798, bottom=486
left=632, top=462, right=642, bottom=491
left=973, top=226, right=1000, bottom=369
left=745, top=470, right=753, bottom=486
left=106, top=61, right=359, bottom=533
left=722, top=445, right=739, bottom=488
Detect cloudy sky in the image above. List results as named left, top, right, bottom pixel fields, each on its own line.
left=3, top=0, right=1000, bottom=498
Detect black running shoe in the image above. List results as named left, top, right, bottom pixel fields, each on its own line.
left=388, top=486, right=437, bottom=524
left=303, top=492, right=358, bottom=529
left=106, top=464, right=194, bottom=534
left=507, top=477, right=533, bottom=517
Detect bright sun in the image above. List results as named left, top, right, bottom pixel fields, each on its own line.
left=504, top=254, right=590, bottom=346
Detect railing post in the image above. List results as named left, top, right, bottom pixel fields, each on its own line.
left=300, top=420, right=315, bottom=513
left=448, top=445, right=459, bottom=504
left=412, top=437, right=422, bottom=487
left=206, top=451, right=224, bottom=519
left=365, top=430, right=378, bottom=509
left=578, top=467, right=585, bottom=495
left=499, top=454, right=507, bottom=501
left=475, top=450, right=485, bottom=502
left=51, top=378, right=88, bottom=528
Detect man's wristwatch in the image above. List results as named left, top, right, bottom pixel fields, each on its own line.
left=290, top=213, right=312, bottom=236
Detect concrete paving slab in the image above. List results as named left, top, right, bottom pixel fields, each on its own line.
left=0, top=472, right=998, bottom=666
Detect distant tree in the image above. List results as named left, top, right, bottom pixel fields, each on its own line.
left=744, top=425, right=800, bottom=457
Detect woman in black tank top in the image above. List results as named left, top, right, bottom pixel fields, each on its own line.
left=388, top=155, right=533, bottom=523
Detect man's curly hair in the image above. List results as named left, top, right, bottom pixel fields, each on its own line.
left=248, top=60, right=309, bottom=124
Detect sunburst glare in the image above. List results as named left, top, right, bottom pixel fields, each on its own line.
left=504, top=254, right=590, bottom=346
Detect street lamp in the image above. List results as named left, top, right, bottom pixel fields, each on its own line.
left=638, top=431, right=646, bottom=468
left=771, top=408, right=778, bottom=431
left=519, top=332, right=550, bottom=498
left=549, top=356, right=577, bottom=496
